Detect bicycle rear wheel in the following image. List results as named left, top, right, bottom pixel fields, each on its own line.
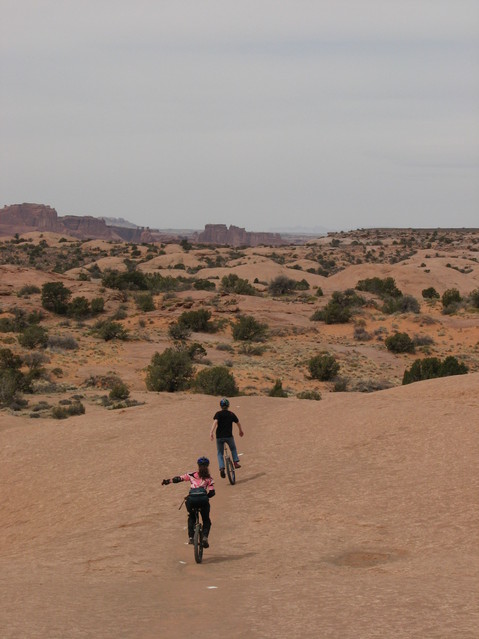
left=225, top=454, right=236, bottom=485
left=193, top=521, right=203, bottom=563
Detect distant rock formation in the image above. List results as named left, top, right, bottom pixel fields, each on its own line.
left=196, top=224, right=284, bottom=247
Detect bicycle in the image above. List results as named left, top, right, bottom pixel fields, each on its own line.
left=180, top=497, right=205, bottom=563
left=221, top=440, right=236, bottom=485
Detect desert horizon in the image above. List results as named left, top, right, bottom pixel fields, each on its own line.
left=1, top=224, right=478, bottom=637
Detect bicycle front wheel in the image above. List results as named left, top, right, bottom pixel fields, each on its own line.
left=193, top=522, right=203, bottom=563
left=226, top=455, right=236, bottom=485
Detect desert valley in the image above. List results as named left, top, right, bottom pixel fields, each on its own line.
left=1, top=210, right=478, bottom=638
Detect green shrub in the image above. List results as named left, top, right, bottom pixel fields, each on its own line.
left=268, top=379, right=288, bottom=397
left=146, top=348, right=195, bottom=392
left=47, top=335, right=78, bottom=350
left=136, top=292, right=155, bottom=312
left=385, top=332, right=415, bottom=353
left=356, top=277, right=402, bottom=298
left=41, top=282, right=72, bottom=314
left=442, top=288, right=462, bottom=308
left=221, top=274, right=256, bottom=295
left=109, top=382, right=130, bottom=400
left=232, top=315, right=268, bottom=342
left=193, top=279, right=216, bottom=291
left=18, top=284, right=41, bottom=297
left=168, top=321, right=192, bottom=341
left=422, top=287, right=440, bottom=299
left=0, top=348, right=32, bottom=405
left=0, top=317, right=14, bottom=333
left=468, top=289, right=479, bottom=309
left=94, top=320, right=128, bottom=341
left=18, top=325, right=48, bottom=349
left=382, top=294, right=420, bottom=314
left=187, top=342, right=207, bottom=361
left=268, top=275, right=297, bottom=296
left=178, top=309, right=216, bottom=332
left=194, top=366, right=239, bottom=396
left=51, top=401, right=85, bottom=419
left=308, top=353, right=340, bottom=381
left=67, top=296, right=91, bottom=318
left=296, top=390, right=321, bottom=400
left=90, top=297, right=105, bottom=314
left=403, top=356, right=468, bottom=385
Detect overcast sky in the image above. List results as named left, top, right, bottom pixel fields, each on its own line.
left=1, top=1, right=478, bottom=232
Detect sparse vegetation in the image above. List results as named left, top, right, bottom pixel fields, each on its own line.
left=385, top=332, right=415, bottom=354
left=194, top=366, right=239, bottom=396
left=403, top=356, right=468, bottom=385
left=232, top=315, right=268, bottom=342
left=146, top=348, right=195, bottom=392
left=308, top=353, right=340, bottom=381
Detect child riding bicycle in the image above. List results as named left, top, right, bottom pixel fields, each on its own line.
left=162, top=456, right=215, bottom=548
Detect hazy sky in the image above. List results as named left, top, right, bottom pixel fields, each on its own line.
left=2, top=1, right=478, bottom=232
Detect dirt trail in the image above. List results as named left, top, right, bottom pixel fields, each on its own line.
left=1, top=376, right=479, bottom=638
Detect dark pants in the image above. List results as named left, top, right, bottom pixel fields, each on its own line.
left=186, top=496, right=211, bottom=538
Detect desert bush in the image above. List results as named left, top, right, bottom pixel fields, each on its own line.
left=403, top=356, right=468, bottom=385
left=356, top=276, right=402, bottom=299
left=353, top=324, right=372, bottom=341
left=232, top=315, right=268, bottom=342
left=109, top=381, right=130, bottom=400
left=90, top=297, right=105, bottom=314
left=0, top=317, right=15, bottom=333
left=146, top=348, right=195, bottom=392
left=238, top=342, right=266, bottom=355
left=296, top=390, right=321, bottom=400
left=308, top=353, right=340, bottom=381
left=51, top=401, right=85, bottom=419
left=268, top=379, right=288, bottom=397
left=385, top=332, right=415, bottom=354
left=268, top=275, right=297, bottom=296
left=0, top=348, right=32, bottom=405
left=47, top=335, right=78, bottom=350
left=178, top=309, right=216, bottom=332
left=221, top=274, right=256, bottom=296
left=468, top=289, right=479, bottom=308
left=422, top=287, right=440, bottom=299
left=135, top=292, right=155, bottom=312
left=441, top=288, right=462, bottom=309
left=194, top=366, right=239, bottom=396
left=332, top=376, right=349, bottom=392
left=168, top=321, right=192, bottom=341
left=67, top=296, right=90, bottom=318
left=315, top=287, right=324, bottom=297
left=187, top=342, right=207, bottom=361
left=193, top=279, right=216, bottom=291
left=94, top=320, right=128, bottom=341
left=382, top=294, right=420, bottom=315
left=41, top=282, right=72, bottom=314
left=18, top=284, right=41, bottom=297
left=216, top=342, right=234, bottom=352
left=18, top=325, right=48, bottom=349
left=312, top=289, right=365, bottom=324
left=412, top=334, right=435, bottom=347
left=349, top=378, right=392, bottom=392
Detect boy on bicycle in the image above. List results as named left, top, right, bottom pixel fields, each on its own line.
left=162, top=456, right=215, bottom=548
left=210, top=398, right=244, bottom=478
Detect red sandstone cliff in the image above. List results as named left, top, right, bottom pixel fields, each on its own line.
left=196, top=224, right=284, bottom=247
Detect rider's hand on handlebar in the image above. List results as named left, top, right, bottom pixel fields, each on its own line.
left=162, top=479, right=170, bottom=485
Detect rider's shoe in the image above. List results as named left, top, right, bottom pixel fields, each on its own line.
left=202, top=536, right=209, bottom=548
left=188, top=537, right=194, bottom=545
left=220, top=468, right=226, bottom=478
left=234, top=461, right=241, bottom=469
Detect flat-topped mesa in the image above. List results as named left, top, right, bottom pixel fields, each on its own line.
left=61, top=215, right=118, bottom=239
left=0, top=203, right=63, bottom=233
left=197, top=224, right=284, bottom=247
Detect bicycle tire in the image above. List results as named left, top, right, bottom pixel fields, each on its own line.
left=193, top=521, right=203, bottom=563
left=226, top=456, right=236, bottom=485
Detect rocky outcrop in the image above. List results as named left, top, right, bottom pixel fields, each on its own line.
left=196, top=224, right=284, bottom=247
left=0, top=203, right=63, bottom=234
left=0, top=203, right=121, bottom=240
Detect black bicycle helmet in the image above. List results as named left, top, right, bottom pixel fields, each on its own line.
left=220, top=397, right=230, bottom=408
left=197, top=456, right=210, bottom=466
